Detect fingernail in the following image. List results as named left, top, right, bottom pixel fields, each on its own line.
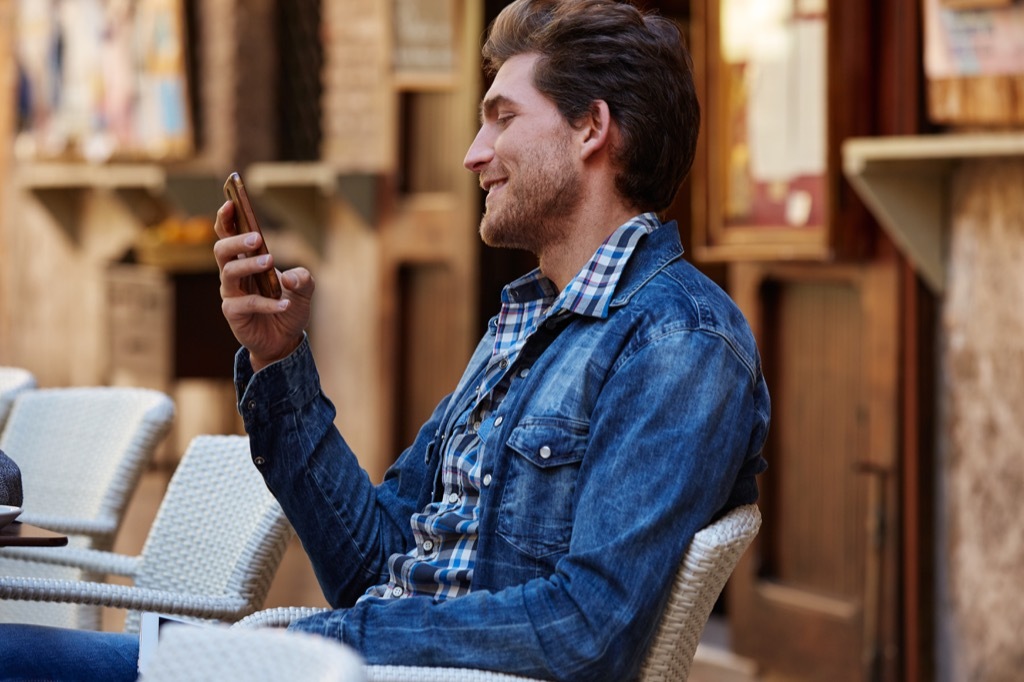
left=257, top=255, right=269, bottom=267
left=277, top=299, right=290, bottom=310
left=244, top=233, right=258, bottom=247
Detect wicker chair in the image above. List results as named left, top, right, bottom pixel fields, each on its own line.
left=235, top=503, right=762, bottom=682
left=0, top=434, right=294, bottom=633
left=0, top=386, right=175, bottom=629
left=0, top=366, right=37, bottom=433
left=138, top=623, right=367, bottom=682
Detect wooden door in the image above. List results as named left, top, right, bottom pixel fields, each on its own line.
left=728, top=261, right=901, bottom=681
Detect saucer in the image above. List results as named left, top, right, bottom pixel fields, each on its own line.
left=0, top=504, right=23, bottom=529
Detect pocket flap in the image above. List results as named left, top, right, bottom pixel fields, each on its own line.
left=506, top=419, right=588, bottom=469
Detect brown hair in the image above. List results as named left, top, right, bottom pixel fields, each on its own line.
left=482, top=0, right=700, bottom=213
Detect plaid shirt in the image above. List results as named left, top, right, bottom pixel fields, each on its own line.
left=364, top=213, right=662, bottom=602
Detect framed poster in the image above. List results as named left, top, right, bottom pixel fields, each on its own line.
left=690, top=0, right=872, bottom=262
left=392, top=0, right=460, bottom=89
left=923, top=0, right=1024, bottom=125
left=14, top=0, right=193, bottom=163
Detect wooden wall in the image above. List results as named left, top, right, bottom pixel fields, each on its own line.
left=938, top=159, right=1024, bottom=682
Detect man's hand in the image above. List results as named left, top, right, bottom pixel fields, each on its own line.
left=213, top=200, right=314, bottom=371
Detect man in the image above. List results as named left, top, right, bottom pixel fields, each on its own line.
left=216, top=1, right=768, bottom=679
left=0, top=1, right=767, bottom=679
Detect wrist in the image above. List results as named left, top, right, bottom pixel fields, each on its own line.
left=249, top=336, right=303, bottom=373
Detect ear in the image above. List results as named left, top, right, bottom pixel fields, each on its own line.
left=578, top=100, right=612, bottom=161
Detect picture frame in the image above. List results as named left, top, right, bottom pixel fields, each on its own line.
left=14, top=0, right=194, bottom=163
left=392, top=0, right=459, bottom=89
left=689, top=0, right=872, bottom=262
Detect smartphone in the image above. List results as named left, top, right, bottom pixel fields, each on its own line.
left=223, top=172, right=282, bottom=299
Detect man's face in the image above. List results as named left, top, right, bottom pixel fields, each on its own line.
left=464, top=53, right=582, bottom=254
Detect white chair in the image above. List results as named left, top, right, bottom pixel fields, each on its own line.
left=0, top=366, right=36, bottom=433
left=0, top=434, right=293, bottom=633
left=236, top=504, right=763, bottom=682
left=0, top=386, right=175, bottom=629
left=138, top=623, right=367, bottom=682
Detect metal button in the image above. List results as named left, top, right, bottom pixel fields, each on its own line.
left=483, top=474, right=493, bottom=486
left=494, top=416, right=503, bottom=426
left=499, top=358, right=509, bottom=369
left=539, top=446, right=551, bottom=459
left=247, top=401, right=257, bottom=411
left=253, top=456, right=266, bottom=466
left=519, top=368, right=530, bottom=378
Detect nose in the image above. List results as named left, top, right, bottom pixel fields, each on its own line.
left=463, top=126, right=494, bottom=173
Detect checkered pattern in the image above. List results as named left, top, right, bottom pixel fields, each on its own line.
left=363, top=213, right=661, bottom=602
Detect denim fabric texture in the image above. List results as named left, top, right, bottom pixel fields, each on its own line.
left=0, top=625, right=138, bottom=681
left=234, top=221, right=770, bottom=681
left=0, top=449, right=23, bottom=507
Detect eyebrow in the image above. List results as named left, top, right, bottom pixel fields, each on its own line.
left=479, top=94, right=515, bottom=123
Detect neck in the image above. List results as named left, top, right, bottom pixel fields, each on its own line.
left=538, top=199, right=639, bottom=291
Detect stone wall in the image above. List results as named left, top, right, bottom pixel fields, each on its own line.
left=940, top=158, right=1024, bottom=681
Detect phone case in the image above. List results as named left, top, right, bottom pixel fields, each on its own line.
left=223, top=172, right=282, bottom=299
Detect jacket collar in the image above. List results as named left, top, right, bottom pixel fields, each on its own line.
left=609, top=219, right=684, bottom=308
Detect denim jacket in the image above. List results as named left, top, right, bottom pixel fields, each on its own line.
left=234, top=222, right=770, bottom=681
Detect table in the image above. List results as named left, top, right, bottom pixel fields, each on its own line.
left=0, top=521, right=69, bottom=547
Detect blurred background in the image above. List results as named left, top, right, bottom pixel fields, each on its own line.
left=1, top=0, right=1023, bottom=680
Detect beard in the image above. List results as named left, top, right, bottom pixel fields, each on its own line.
left=478, top=139, right=582, bottom=254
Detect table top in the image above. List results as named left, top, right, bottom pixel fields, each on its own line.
left=0, top=521, right=69, bottom=547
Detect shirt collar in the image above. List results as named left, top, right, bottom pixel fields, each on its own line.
left=501, top=212, right=662, bottom=320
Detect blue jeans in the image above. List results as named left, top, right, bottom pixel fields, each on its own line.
left=0, top=625, right=138, bottom=681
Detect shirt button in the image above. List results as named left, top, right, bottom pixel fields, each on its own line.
left=483, top=474, right=493, bottom=486
left=499, top=358, right=509, bottom=369
left=539, top=446, right=551, bottom=459
left=422, top=540, right=434, bottom=552
left=494, top=416, right=503, bottom=426
left=253, top=456, right=266, bottom=466
left=473, top=421, right=482, bottom=431
left=519, top=368, right=530, bottom=378
left=392, top=586, right=404, bottom=597
left=448, top=492, right=460, bottom=504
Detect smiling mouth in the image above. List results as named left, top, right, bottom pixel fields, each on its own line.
left=482, top=177, right=508, bottom=193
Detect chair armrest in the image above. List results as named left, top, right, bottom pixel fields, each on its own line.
left=0, top=545, right=141, bottom=577
left=141, top=623, right=368, bottom=681
left=0, top=576, right=249, bottom=621
left=233, top=606, right=330, bottom=629
left=366, top=666, right=543, bottom=681
left=17, top=512, right=118, bottom=541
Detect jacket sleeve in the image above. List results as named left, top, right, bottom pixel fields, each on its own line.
left=235, top=336, right=447, bottom=607
left=283, top=328, right=769, bottom=681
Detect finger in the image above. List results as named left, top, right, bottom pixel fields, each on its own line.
left=279, top=267, right=315, bottom=295
left=214, top=200, right=237, bottom=238
left=213, top=232, right=263, bottom=270
left=219, top=253, right=275, bottom=297
left=221, top=294, right=290, bottom=322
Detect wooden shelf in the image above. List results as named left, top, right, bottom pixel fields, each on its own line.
left=16, top=160, right=383, bottom=255
left=393, top=71, right=458, bottom=92
left=842, top=132, right=1024, bottom=293
left=16, top=162, right=223, bottom=236
left=245, top=162, right=381, bottom=252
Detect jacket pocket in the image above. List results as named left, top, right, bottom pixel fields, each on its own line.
left=497, top=418, right=588, bottom=559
